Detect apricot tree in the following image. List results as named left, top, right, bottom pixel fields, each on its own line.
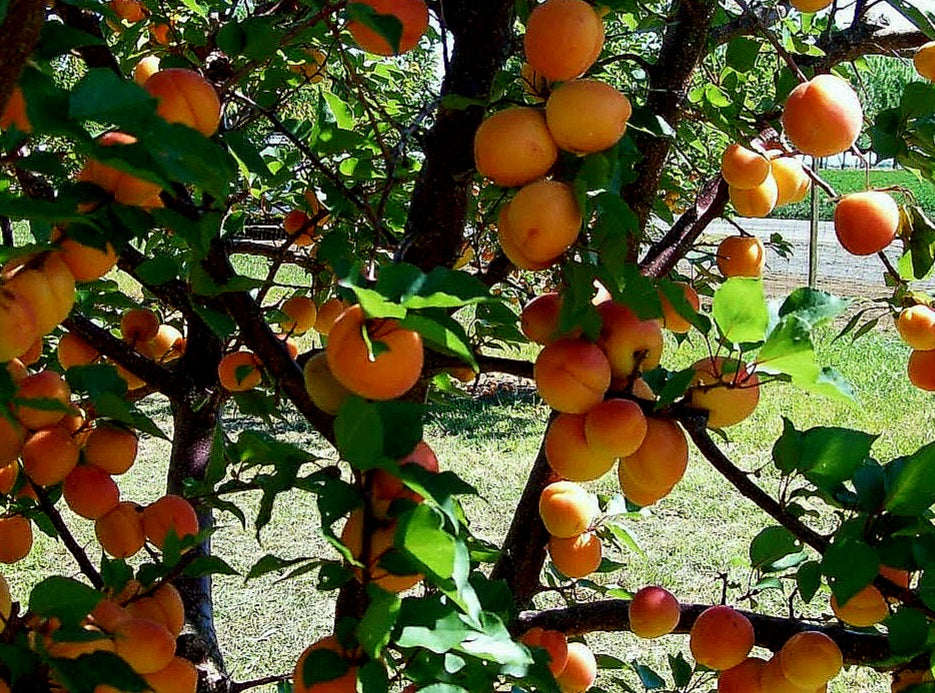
left=1, top=0, right=935, bottom=692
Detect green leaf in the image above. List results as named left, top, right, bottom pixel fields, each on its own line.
left=400, top=313, right=478, bottom=371
left=668, top=652, right=692, bottom=688
left=888, top=607, right=929, bottom=656
left=778, top=288, right=848, bottom=327
left=356, top=584, right=402, bottom=658
left=70, top=69, right=155, bottom=123
left=300, top=648, right=350, bottom=688
left=906, top=205, right=935, bottom=280
left=885, top=442, right=935, bottom=516
left=398, top=505, right=456, bottom=581
left=920, top=569, right=935, bottom=611
left=49, top=652, right=147, bottom=693
left=335, top=397, right=384, bottom=468
left=750, top=526, right=802, bottom=570
left=36, top=22, right=105, bottom=60
left=725, top=36, right=760, bottom=72
left=796, top=561, right=822, bottom=603
left=29, top=577, right=102, bottom=626
left=822, top=538, right=880, bottom=606
left=183, top=555, right=239, bottom=578
left=712, top=277, right=768, bottom=343
left=632, top=662, right=665, bottom=689
left=134, top=256, right=182, bottom=285
left=770, top=419, right=876, bottom=490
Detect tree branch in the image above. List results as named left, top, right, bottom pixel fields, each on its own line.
left=0, top=0, right=45, bottom=119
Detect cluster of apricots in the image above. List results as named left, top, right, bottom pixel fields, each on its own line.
left=898, top=303, right=935, bottom=391
left=518, top=629, right=598, bottom=693
left=108, top=0, right=173, bottom=45
left=345, top=0, right=429, bottom=56
left=721, top=144, right=812, bottom=219
left=283, top=189, right=330, bottom=247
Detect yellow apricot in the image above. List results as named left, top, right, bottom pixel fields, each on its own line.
left=534, top=338, right=611, bottom=414
left=545, top=79, right=631, bottom=155
left=548, top=532, right=602, bottom=579
left=474, top=107, right=558, bottom=187
left=539, top=481, right=595, bottom=538
left=721, top=144, right=770, bottom=190
left=524, top=0, right=604, bottom=82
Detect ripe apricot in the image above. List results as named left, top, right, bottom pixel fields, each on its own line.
left=120, top=309, right=159, bottom=345
left=548, top=532, right=602, bottom=579
left=372, top=440, right=439, bottom=511
left=84, top=424, right=139, bottom=475
left=790, top=0, right=832, bottom=11
left=151, top=324, right=185, bottom=361
left=0, top=287, right=38, bottom=362
left=15, top=370, right=71, bottom=431
left=346, top=0, right=429, bottom=55
left=303, top=352, right=352, bottom=415
left=144, top=69, right=221, bottom=137
left=617, top=460, right=673, bottom=507
left=497, top=204, right=553, bottom=271
left=545, top=413, right=616, bottom=481
left=539, top=481, right=595, bottom=538
left=21, top=427, right=80, bottom=487
left=833, top=191, right=899, bottom=256
left=325, top=304, right=424, bottom=401
left=283, top=210, right=317, bottom=248
left=914, top=42, right=935, bottom=81
left=760, top=655, right=816, bottom=693
left=879, top=565, right=911, bottom=590
left=315, top=298, right=348, bottom=335
left=780, top=631, right=842, bottom=689
left=782, top=74, right=863, bottom=158
left=143, top=494, right=199, bottom=550
left=0, top=461, right=19, bottom=496
left=524, top=0, right=604, bottom=82
left=830, top=584, right=888, bottom=627
left=0, top=573, right=10, bottom=623
left=534, top=338, right=611, bottom=414
left=554, top=641, right=597, bottom=693
left=218, top=351, right=262, bottom=391
left=521, top=293, right=570, bottom=345
left=112, top=617, right=176, bottom=674
left=0, top=86, right=30, bottom=133
left=293, top=636, right=357, bottom=693
left=111, top=0, right=146, bottom=22
left=474, top=107, right=559, bottom=187
left=596, top=301, right=663, bottom=379
left=501, top=180, right=582, bottom=265
left=688, top=357, right=760, bottom=428
left=716, top=235, right=765, bottom=278
left=0, top=515, right=32, bottom=564
left=56, top=235, right=119, bottom=282
left=730, top=174, right=778, bottom=218
left=721, top=144, right=770, bottom=190
left=90, top=599, right=130, bottom=632
left=133, top=55, right=161, bottom=85
left=690, top=605, right=755, bottom=671
left=6, top=359, right=27, bottom=384
left=79, top=132, right=163, bottom=206
left=58, top=332, right=100, bottom=370
left=340, top=510, right=422, bottom=592
left=520, top=628, right=569, bottom=676
left=0, top=417, right=25, bottom=466
left=63, top=465, right=120, bottom=520
left=619, top=418, right=689, bottom=492
left=660, top=281, right=700, bottom=334
left=896, top=305, right=935, bottom=350
left=143, top=656, right=198, bottom=693
left=95, top=502, right=146, bottom=558
left=771, top=157, right=811, bottom=206
left=280, top=296, right=318, bottom=335
left=718, top=657, right=766, bottom=692
left=546, top=79, right=631, bottom=155
left=909, top=349, right=935, bottom=391
left=150, top=583, right=185, bottom=636
left=584, top=398, right=647, bottom=458
left=629, top=586, right=680, bottom=639
left=3, top=266, right=59, bottom=337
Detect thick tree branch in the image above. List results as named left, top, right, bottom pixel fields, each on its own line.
left=806, top=25, right=928, bottom=71
left=0, top=0, right=44, bottom=119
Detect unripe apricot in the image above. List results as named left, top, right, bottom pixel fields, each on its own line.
left=597, top=302, right=663, bottom=379
left=716, top=235, right=765, bottom=278
left=782, top=75, right=863, bottom=158
left=834, top=191, right=899, bottom=256
left=143, top=656, right=198, bottom=693
left=771, top=157, right=811, bottom=207
left=534, top=338, right=611, bottom=414
left=721, top=144, right=770, bottom=190
left=502, top=180, right=582, bottom=265
left=293, top=636, right=357, bottom=693
left=629, top=586, right=680, bottom=639
left=546, top=79, right=631, bottom=155
left=584, top=398, right=647, bottom=458
left=142, top=494, right=199, bottom=550
left=730, top=173, right=778, bottom=218
left=95, top=502, right=145, bottom=558
left=548, top=532, right=602, bottom=579
left=347, top=0, right=429, bottom=55
left=121, top=308, right=159, bottom=345
left=474, top=107, right=559, bottom=187
left=660, top=281, right=700, bottom=334
left=56, top=235, right=118, bottom=282
left=0, top=86, right=30, bottom=133
left=112, top=617, right=176, bottom=674
left=0, top=573, right=11, bottom=623
left=497, top=204, right=553, bottom=271
left=58, top=332, right=100, bottom=370
left=218, top=351, right=262, bottom=391
left=914, top=42, right=935, bottom=81
left=718, top=657, right=766, bottom=692
left=21, top=427, right=80, bottom=486
left=0, top=515, right=32, bottom=563
left=545, top=413, right=616, bottom=482
left=133, top=55, right=161, bottom=85
left=144, top=69, right=221, bottom=137
left=830, top=585, right=888, bottom=627
left=539, top=481, right=595, bottom=538
left=554, top=641, right=597, bottom=693
left=520, top=628, right=569, bottom=676
left=521, top=292, right=570, bottom=345
left=690, top=605, right=755, bottom=671
left=85, top=424, right=139, bottom=475
left=303, top=352, right=352, bottom=415
left=688, top=357, right=760, bottom=428
left=0, top=417, right=25, bottom=466
left=63, top=465, right=120, bottom=519
left=897, top=305, right=935, bottom=350
left=524, top=0, right=604, bottom=82
left=372, top=440, right=439, bottom=512
left=341, top=510, right=422, bottom=592
left=619, top=418, right=689, bottom=493
left=78, top=132, right=163, bottom=207
left=909, top=348, right=935, bottom=391
left=326, top=305, right=424, bottom=401
left=280, top=296, right=318, bottom=334
left=780, top=631, right=842, bottom=689
left=315, top=298, right=347, bottom=335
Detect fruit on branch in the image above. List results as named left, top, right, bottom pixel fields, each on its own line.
left=133, top=55, right=160, bottom=85
left=121, top=308, right=160, bottom=345
left=497, top=205, right=553, bottom=271
left=142, top=494, right=199, bottom=550
left=717, top=656, right=766, bottom=692
left=150, top=21, right=172, bottom=46
left=127, top=583, right=186, bottom=637
left=280, top=296, right=318, bottom=335
left=583, top=398, right=647, bottom=458
left=2, top=255, right=73, bottom=337
left=21, top=427, right=80, bottom=487
left=63, top=464, right=120, bottom=520
left=19, top=338, right=41, bottom=367
left=0, top=515, right=32, bottom=564
left=112, top=617, right=176, bottom=674
left=716, top=235, right=765, bottom=278
left=782, top=74, right=863, bottom=158
left=90, top=598, right=131, bottom=632
left=548, top=531, right=602, bottom=578
left=110, top=0, right=146, bottom=22
left=0, top=86, right=30, bottom=133
left=534, top=338, right=611, bottom=413
left=325, top=304, right=424, bottom=401
left=78, top=132, right=164, bottom=207
left=55, top=233, right=119, bottom=283
left=144, top=69, right=222, bottom=137
left=5, top=359, right=27, bottom=384
left=524, top=0, right=604, bottom=82
left=293, top=636, right=358, bottom=693
left=760, top=654, right=819, bottom=692
left=545, top=413, right=616, bottom=481
left=721, top=144, right=770, bottom=189
left=500, top=180, right=583, bottom=266
left=284, top=210, right=318, bottom=247
left=879, top=564, right=911, bottom=591
left=95, top=501, right=146, bottom=558
left=521, top=292, right=574, bottom=345
left=0, top=418, right=25, bottom=466
left=618, top=418, right=688, bottom=503
left=346, top=0, right=429, bottom=56
left=779, top=631, right=842, bottom=689
left=14, top=370, right=71, bottom=430
left=545, top=79, right=631, bottom=154
left=151, top=323, right=185, bottom=361
left=689, top=605, right=755, bottom=671
left=830, top=584, right=888, bottom=627
left=790, top=0, right=833, bottom=12
left=687, top=357, right=760, bottom=428
left=771, top=157, right=811, bottom=206
left=596, top=302, right=663, bottom=379
left=372, top=440, right=439, bottom=514
left=729, top=173, right=778, bottom=218
left=473, top=107, right=559, bottom=187
left=142, top=656, right=198, bottom=693
left=833, top=191, right=899, bottom=256
left=659, top=281, right=700, bottom=334
left=914, top=41, right=935, bottom=81
left=303, top=353, right=353, bottom=415
left=315, top=298, right=348, bottom=335
left=897, top=304, right=935, bottom=350
left=628, top=585, right=680, bottom=639
left=44, top=626, right=117, bottom=659
left=0, top=287, right=38, bottom=362
left=290, top=48, right=327, bottom=83
left=0, top=461, right=19, bottom=495
left=57, top=332, right=100, bottom=370
left=341, top=510, right=423, bottom=592
left=539, top=480, right=595, bottom=538
left=554, top=641, right=597, bottom=693
left=908, top=348, right=935, bottom=391
left=218, top=350, right=263, bottom=391
left=84, top=423, right=139, bottom=475
left=520, top=627, right=569, bottom=676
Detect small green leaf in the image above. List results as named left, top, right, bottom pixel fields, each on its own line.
left=822, top=538, right=880, bottom=606
left=888, top=607, right=929, bottom=656
left=398, top=505, right=456, bottom=580
left=796, top=561, right=822, bottom=603
left=750, top=526, right=802, bottom=570
left=335, top=397, right=384, bottom=468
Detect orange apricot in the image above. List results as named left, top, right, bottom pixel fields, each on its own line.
left=21, top=427, right=80, bottom=487
left=149, top=583, right=185, bottom=636
left=151, top=324, right=185, bottom=361
left=629, top=586, right=680, bottom=639
left=892, top=668, right=935, bottom=693
left=555, top=641, right=597, bottom=693
left=112, top=617, right=176, bottom=674
left=909, top=348, right=935, bottom=391
left=142, top=494, right=199, bottom=550
left=730, top=173, right=778, bottom=218
left=545, top=79, right=631, bottom=155
left=687, top=357, right=760, bottom=428
left=660, top=281, right=700, bottom=334
left=771, top=157, right=811, bottom=207
left=46, top=627, right=116, bottom=659
left=346, top=0, right=429, bottom=56
left=879, top=565, right=911, bottom=590
left=293, top=636, right=357, bottom=693
left=716, top=235, right=765, bottom=278
left=473, top=107, right=559, bottom=187
left=596, top=301, right=663, bottom=379
left=325, top=304, right=424, bottom=401
left=897, top=305, right=935, bottom=350
left=143, top=656, right=198, bottom=693
left=0, top=460, right=18, bottom=495
left=84, top=424, right=139, bottom=475
left=144, top=69, right=221, bottom=137
left=0, top=515, right=33, bottom=564
left=372, top=440, right=439, bottom=511
left=760, top=655, right=816, bottom=693
left=497, top=204, right=553, bottom=271
left=3, top=268, right=58, bottom=338
left=719, top=657, right=766, bottom=692
left=95, top=502, right=146, bottom=558
left=914, top=42, right=935, bottom=81
left=111, top=0, right=146, bottom=22
left=545, top=413, right=616, bottom=482
left=0, top=86, right=30, bottom=133
left=218, top=350, right=263, bottom=391
left=315, top=298, right=348, bottom=335
left=782, top=74, right=863, bottom=158
left=90, top=599, right=130, bottom=632
left=63, top=465, right=120, bottom=520
left=619, top=418, right=688, bottom=492
left=584, top=398, right=647, bottom=458
left=520, top=628, right=569, bottom=677
left=0, top=417, right=25, bottom=467
left=303, top=352, right=352, bottom=415
left=121, top=308, right=160, bottom=345
left=548, top=532, right=602, bottom=579
left=721, top=144, right=770, bottom=190
left=78, top=132, right=163, bottom=206
left=0, top=287, right=38, bottom=362
left=283, top=210, right=315, bottom=247
left=534, top=338, right=611, bottom=414
left=280, top=296, right=318, bottom=335
left=6, top=359, right=27, bottom=384
left=830, top=585, right=888, bottom=627
left=58, top=332, right=100, bottom=370
left=617, top=460, right=674, bottom=507
left=690, top=605, right=755, bottom=671
left=56, top=235, right=119, bottom=282
left=779, top=631, right=842, bottom=689
left=340, top=510, right=422, bottom=593
left=501, top=180, right=582, bottom=265
left=833, top=191, right=899, bottom=256
left=521, top=292, right=568, bottom=345
left=524, top=0, right=604, bottom=82
left=790, top=0, right=832, bottom=11
left=15, top=370, right=71, bottom=431
left=133, top=55, right=161, bottom=85
left=539, top=481, right=595, bottom=538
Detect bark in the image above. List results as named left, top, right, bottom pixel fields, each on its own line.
left=0, top=0, right=44, bottom=118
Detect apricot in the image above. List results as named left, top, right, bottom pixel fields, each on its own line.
left=501, top=180, right=582, bottom=265
left=143, top=656, right=198, bottom=693
left=290, top=48, right=327, bottom=83
left=688, top=357, right=760, bottom=428
left=293, top=636, right=357, bottom=693
left=0, top=460, right=18, bottom=494
left=63, top=465, right=120, bottom=520
left=782, top=74, right=863, bottom=158
left=914, top=42, right=935, bottom=81
left=690, top=605, right=755, bottom=671
left=660, top=281, right=700, bottom=334
left=346, top=0, right=429, bottom=55
left=617, top=460, right=674, bottom=507
left=629, top=586, right=680, bottom=639
left=79, top=132, right=163, bottom=206
left=524, top=0, right=604, bottom=82
left=894, top=305, right=935, bottom=350
left=280, top=296, right=318, bottom=335
left=90, top=599, right=130, bottom=632
left=830, top=584, right=888, bottom=627
left=120, top=309, right=159, bottom=345
left=521, top=292, right=569, bottom=345
left=133, top=55, right=161, bottom=85
left=520, top=627, right=569, bottom=676
left=142, top=494, right=199, bottom=550
left=0, top=287, right=38, bottom=362
left=539, top=481, right=595, bottom=538
left=284, top=210, right=316, bottom=247
left=596, top=301, right=663, bottom=379
left=555, top=641, right=597, bottom=693
left=791, top=0, right=832, bottom=11
left=718, top=657, right=766, bottom=692
left=545, top=413, right=616, bottom=481
left=144, top=69, right=221, bottom=137
left=0, top=86, right=30, bottom=133
left=760, top=655, right=817, bottom=693
left=584, top=398, right=647, bottom=458
left=372, top=440, right=439, bottom=511
left=150, top=583, right=185, bottom=636
left=619, top=418, right=688, bottom=492
left=833, top=191, right=899, bottom=256
left=473, top=107, right=559, bottom=187
left=771, top=157, right=811, bottom=206
left=716, top=234, right=765, bottom=278
left=218, top=350, right=263, bottom=391
left=6, top=358, right=28, bottom=384
left=730, top=173, right=778, bottom=218
left=56, top=235, right=119, bottom=282
left=150, top=21, right=171, bottom=45
left=84, top=424, right=139, bottom=475
left=151, top=324, right=185, bottom=361
left=15, top=370, right=71, bottom=430
left=548, top=532, right=602, bottom=579
left=325, top=304, right=423, bottom=401
left=21, top=427, right=80, bottom=486
left=58, top=332, right=100, bottom=370
left=909, top=348, right=935, bottom=391
left=111, top=0, right=146, bottom=22
left=879, top=565, right=911, bottom=590
left=95, top=502, right=146, bottom=558
left=112, top=617, right=176, bottom=674
left=546, top=79, right=631, bottom=155
left=780, top=631, right=842, bottom=689
left=0, top=515, right=32, bottom=564
left=721, top=144, right=770, bottom=190
left=341, top=510, right=422, bottom=592
left=315, top=298, right=348, bottom=335
left=47, top=628, right=116, bottom=659
left=0, top=573, right=10, bottom=623
left=3, top=267, right=59, bottom=337
left=892, top=667, right=935, bottom=693
left=497, top=204, right=553, bottom=271
left=0, top=417, right=25, bottom=466
left=303, top=352, right=352, bottom=415
left=534, top=338, right=611, bottom=413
